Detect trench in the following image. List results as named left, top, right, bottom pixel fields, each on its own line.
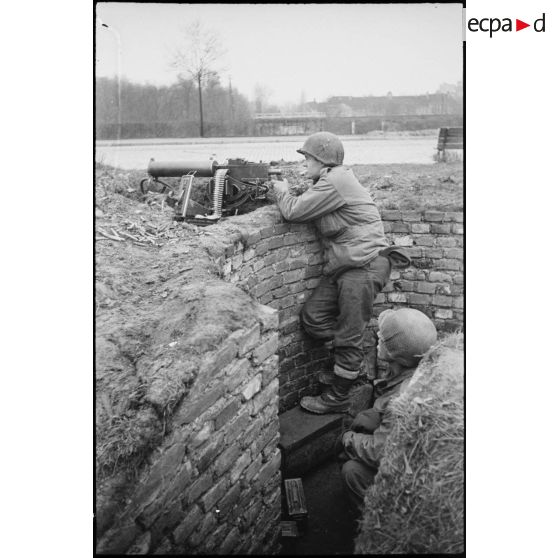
left=218, top=211, right=385, bottom=554
left=217, top=204, right=464, bottom=552
left=96, top=200, right=463, bottom=554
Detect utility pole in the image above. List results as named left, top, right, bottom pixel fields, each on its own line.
left=197, top=72, right=204, bottom=137
left=229, top=76, right=235, bottom=135
left=99, top=20, right=122, bottom=142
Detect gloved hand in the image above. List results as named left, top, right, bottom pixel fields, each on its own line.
left=271, top=179, right=290, bottom=196
left=350, top=408, right=382, bottom=433
left=334, top=432, right=349, bottom=462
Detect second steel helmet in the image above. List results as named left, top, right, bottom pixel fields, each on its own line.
left=378, top=308, right=438, bottom=367
left=296, top=132, right=344, bottom=166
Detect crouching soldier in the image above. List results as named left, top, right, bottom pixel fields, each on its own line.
left=272, top=131, right=408, bottom=414
left=339, top=308, right=438, bottom=516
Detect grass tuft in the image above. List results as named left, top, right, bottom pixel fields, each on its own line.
left=96, top=407, right=162, bottom=481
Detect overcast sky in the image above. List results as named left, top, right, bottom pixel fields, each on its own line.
left=96, top=2, right=463, bottom=105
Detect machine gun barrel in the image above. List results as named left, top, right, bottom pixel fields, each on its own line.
left=147, top=159, right=217, bottom=178
left=147, top=158, right=282, bottom=179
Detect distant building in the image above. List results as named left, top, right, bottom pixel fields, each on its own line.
left=437, top=81, right=463, bottom=98
left=250, top=89, right=463, bottom=136
left=306, top=92, right=462, bottom=118
left=253, top=112, right=326, bottom=136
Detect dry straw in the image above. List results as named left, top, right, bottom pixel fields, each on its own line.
left=355, top=333, right=464, bottom=554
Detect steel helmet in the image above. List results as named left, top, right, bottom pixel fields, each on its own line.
left=296, top=132, right=344, bottom=166
left=378, top=308, right=437, bottom=367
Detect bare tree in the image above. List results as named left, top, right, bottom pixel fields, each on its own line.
left=228, top=76, right=235, bottom=125
left=299, top=90, right=307, bottom=111
left=170, top=20, right=226, bottom=137
left=253, top=83, right=273, bottom=114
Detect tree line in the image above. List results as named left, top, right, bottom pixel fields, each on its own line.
left=96, top=76, right=254, bottom=139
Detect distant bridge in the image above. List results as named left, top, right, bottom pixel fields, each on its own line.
left=254, top=112, right=327, bottom=121
left=253, top=112, right=327, bottom=135
left=252, top=112, right=462, bottom=136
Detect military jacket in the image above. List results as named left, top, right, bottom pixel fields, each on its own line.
left=342, top=367, right=416, bottom=469
left=276, top=166, right=388, bottom=276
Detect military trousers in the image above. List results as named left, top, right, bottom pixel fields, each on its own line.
left=340, top=459, right=378, bottom=515
left=300, top=255, right=391, bottom=374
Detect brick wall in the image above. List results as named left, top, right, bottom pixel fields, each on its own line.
left=215, top=206, right=463, bottom=412
left=97, top=290, right=282, bottom=555
left=218, top=221, right=333, bottom=413
left=375, top=210, right=463, bottom=330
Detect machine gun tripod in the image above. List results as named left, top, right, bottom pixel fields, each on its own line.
left=140, top=158, right=282, bottom=226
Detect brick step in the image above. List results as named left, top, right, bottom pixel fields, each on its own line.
left=278, top=384, right=373, bottom=477
left=278, top=406, right=344, bottom=477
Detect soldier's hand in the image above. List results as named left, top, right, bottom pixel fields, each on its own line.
left=350, top=409, right=382, bottom=433
left=334, top=432, right=349, bottom=462
left=341, top=430, right=353, bottom=448
left=271, top=179, right=290, bottom=196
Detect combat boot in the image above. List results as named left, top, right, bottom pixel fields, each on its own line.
left=300, top=376, right=355, bottom=414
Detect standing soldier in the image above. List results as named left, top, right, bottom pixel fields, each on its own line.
left=272, top=132, right=406, bottom=414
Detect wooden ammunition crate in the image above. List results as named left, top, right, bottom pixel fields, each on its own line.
left=284, top=478, right=308, bottom=520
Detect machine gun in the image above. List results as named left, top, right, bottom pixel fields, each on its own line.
left=140, top=158, right=282, bottom=226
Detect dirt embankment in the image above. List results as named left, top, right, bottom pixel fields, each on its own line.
left=353, top=163, right=462, bottom=211
left=356, top=333, right=464, bottom=554
left=96, top=169, right=262, bottom=526
left=95, top=160, right=462, bottom=521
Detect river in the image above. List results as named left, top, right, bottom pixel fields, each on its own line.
left=95, top=134, right=439, bottom=170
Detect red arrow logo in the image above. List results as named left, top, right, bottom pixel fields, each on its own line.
left=516, top=19, right=530, bottom=31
